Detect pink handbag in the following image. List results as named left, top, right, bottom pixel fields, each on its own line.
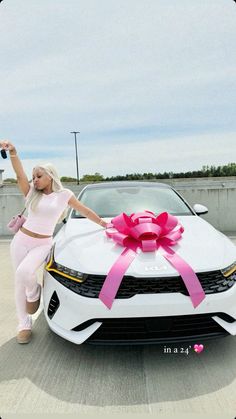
left=7, top=208, right=26, bottom=233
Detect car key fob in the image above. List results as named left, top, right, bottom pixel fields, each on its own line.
left=1, top=149, right=7, bottom=159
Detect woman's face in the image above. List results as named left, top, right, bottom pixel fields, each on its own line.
left=32, top=168, right=52, bottom=191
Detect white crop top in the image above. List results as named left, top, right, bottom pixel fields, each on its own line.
left=23, top=185, right=74, bottom=235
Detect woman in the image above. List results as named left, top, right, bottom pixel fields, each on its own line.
left=0, top=139, right=107, bottom=344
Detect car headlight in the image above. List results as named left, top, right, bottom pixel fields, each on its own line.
left=221, top=261, right=236, bottom=278
left=45, top=245, right=86, bottom=283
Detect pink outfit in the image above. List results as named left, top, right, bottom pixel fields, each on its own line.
left=23, top=186, right=74, bottom=235
left=10, top=230, right=53, bottom=331
left=10, top=187, right=74, bottom=331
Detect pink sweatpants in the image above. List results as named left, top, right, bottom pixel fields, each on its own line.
left=10, top=229, right=53, bottom=332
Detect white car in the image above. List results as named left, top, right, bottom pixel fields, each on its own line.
left=43, top=181, right=236, bottom=345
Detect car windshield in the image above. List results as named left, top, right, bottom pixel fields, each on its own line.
left=71, top=185, right=193, bottom=218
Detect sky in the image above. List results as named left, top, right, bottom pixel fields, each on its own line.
left=0, top=0, right=236, bottom=180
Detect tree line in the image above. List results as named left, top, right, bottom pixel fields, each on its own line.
left=4, top=162, right=236, bottom=183
left=62, top=162, right=236, bottom=182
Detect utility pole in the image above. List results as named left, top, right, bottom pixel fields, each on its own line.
left=70, top=131, right=80, bottom=184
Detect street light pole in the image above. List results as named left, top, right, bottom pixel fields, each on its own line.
left=70, top=131, right=80, bottom=184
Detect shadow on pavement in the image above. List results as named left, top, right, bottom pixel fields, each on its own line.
left=0, top=312, right=235, bottom=406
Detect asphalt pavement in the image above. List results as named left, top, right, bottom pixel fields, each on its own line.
left=0, top=235, right=236, bottom=418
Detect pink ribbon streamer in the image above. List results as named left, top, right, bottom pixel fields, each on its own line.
left=99, top=211, right=205, bottom=310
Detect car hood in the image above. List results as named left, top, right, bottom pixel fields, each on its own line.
left=53, top=216, right=236, bottom=276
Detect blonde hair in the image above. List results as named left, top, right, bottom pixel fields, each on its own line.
left=25, top=163, right=70, bottom=223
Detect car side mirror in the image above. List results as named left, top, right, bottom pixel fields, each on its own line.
left=193, top=204, right=208, bottom=215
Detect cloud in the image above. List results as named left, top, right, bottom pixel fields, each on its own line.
left=0, top=0, right=236, bottom=175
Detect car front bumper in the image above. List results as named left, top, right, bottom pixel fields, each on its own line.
left=43, top=272, right=236, bottom=345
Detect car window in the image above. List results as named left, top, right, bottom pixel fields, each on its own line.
left=71, top=186, right=193, bottom=218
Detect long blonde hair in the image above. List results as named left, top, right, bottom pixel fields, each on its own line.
left=25, top=163, right=70, bottom=223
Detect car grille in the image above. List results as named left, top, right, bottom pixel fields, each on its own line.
left=76, top=313, right=230, bottom=344
left=50, top=270, right=236, bottom=299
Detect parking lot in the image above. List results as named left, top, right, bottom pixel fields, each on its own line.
left=0, top=236, right=236, bottom=417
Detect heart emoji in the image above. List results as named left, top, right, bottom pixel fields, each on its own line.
left=194, top=344, right=204, bottom=353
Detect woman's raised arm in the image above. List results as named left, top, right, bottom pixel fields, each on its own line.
left=0, top=139, right=30, bottom=197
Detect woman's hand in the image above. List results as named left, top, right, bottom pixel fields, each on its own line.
left=100, top=220, right=108, bottom=228
left=0, top=140, right=16, bottom=152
